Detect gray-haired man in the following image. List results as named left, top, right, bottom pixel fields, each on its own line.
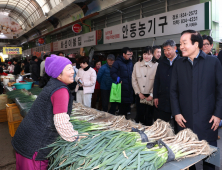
left=153, top=40, right=181, bottom=131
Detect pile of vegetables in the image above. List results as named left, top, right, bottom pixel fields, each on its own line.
left=6, top=87, right=42, bottom=112
left=45, top=103, right=213, bottom=170
left=46, top=120, right=211, bottom=170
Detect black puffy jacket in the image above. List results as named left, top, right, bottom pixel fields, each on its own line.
left=30, top=61, right=40, bottom=81
left=110, top=56, right=134, bottom=103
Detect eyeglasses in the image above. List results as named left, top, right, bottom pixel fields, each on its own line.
left=203, top=43, right=210, bottom=46
left=126, top=54, right=131, bottom=56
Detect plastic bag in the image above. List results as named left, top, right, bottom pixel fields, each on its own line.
left=109, top=83, right=121, bottom=103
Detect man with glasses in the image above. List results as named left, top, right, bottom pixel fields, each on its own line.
left=202, top=35, right=217, bottom=57
left=110, top=47, right=134, bottom=119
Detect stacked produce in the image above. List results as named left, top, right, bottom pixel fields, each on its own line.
left=6, top=87, right=42, bottom=112
left=45, top=103, right=213, bottom=170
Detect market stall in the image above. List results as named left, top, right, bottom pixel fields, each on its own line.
left=3, top=87, right=220, bottom=169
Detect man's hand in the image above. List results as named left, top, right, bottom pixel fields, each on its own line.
left=154, top=98, right=158, bottom=108
left=146, top=96, right=153, bottom=101
left=175, top=114, right=187, bottom=128
left=209, top=115, right=221, bottom=131
left=139, top=93, right=145, bottom=100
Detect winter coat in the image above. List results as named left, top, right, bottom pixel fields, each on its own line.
left=97, top=63, right=114, bottom=90
left=13, top=64, right=21, bottom=75
left=153, top=55, right=181, bottom=113
left=93, top=67, right=100, bottom=90
left=217, top=50, right=222, bottom=65
left=170, top=50, right=222, bottom=142
left=30, top=61, right=40, bottom=81
left=110, top=56, right=133, bottom=103
left=75, top=67, right=96, bottom=94
left=132, top=60, right=158, bottom=95
left=24, top=63, right=30, bottom=73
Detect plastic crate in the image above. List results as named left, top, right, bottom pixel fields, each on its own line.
left=0, top=109, right=7, bottom=122
left=13, top=82, right=33, bottom=90
left=6, top=103, right=23, bottom=122
left=8, top=120, right=22, bottom=137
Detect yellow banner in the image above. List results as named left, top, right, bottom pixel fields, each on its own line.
left=3, top=47, right=22, bottom=55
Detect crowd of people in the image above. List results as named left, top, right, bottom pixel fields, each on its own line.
left=1, top=29, right=222, bottom=170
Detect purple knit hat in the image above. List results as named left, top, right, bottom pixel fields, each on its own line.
left=45, top=54, right=72, bottom=78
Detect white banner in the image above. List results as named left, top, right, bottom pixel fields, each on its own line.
left=53, top=31, right=96, bottom=51
left=104, top=3, right=207, bottom=44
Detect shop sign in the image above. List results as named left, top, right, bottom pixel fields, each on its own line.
left=31, top=43, right=52, bottom=57
left=104, top=2, right=210, bottom=44
left=38, top=38, right=45, bottom=44
left=72, top=24, right=82, bottom=33
left=3, top=47, right=22, bottom=55
left=53, top=31, right=96, bottom=51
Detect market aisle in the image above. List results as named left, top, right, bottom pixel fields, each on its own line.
left=0, top=121, right=222, bottom=170
left=0, top=122, right=16, bottom=170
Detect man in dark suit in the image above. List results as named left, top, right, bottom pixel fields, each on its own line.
left=153, top=40, right=180, bottom=125
left=170, top=30, right=222, bottom=170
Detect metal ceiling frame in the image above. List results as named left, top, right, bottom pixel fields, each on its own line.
left=0, top=0, right=52, bottom=30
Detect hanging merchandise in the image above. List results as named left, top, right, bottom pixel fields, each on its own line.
left=88, top=47, right=94, bottom=62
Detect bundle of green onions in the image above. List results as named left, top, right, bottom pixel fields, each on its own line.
left=144, top=129, right=211, bottom=169
left=45, top=103, right=212, bottom=169
left=28, top=87, right=42, bottom=95
left=46, top=130, right=146, bottom=170
left=143, top=119, right=175, bottom=142
left=7, top=89, right=38, bottom=112
left=71, top=104, right=175, bottom=140
left=6, top=89, right=31, bottom=99
left=69, top=118, right=108, bottom=134
left=46, top=128, right=211, bottom=170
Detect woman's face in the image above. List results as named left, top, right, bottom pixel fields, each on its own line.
left=95, top=62, right=101, bottom=69
left=57, top=64, right=74, bottom=84
left=143, top=52, right=153, bottom=62
left=80, top=62, right=88, bottom=69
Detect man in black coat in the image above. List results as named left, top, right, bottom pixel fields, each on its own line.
left=13, top=58, right=21, bottom=75
left=218, top=50, right=222, bottom=65
left=153, top=40, right=180, bottom=124
left=202, top=35, right=217, bottom=58
left=170, top=30, right=222, bottom=170
left=30, top=56, right=40, bottom=85
left=110, top=47, right=133, bottom=118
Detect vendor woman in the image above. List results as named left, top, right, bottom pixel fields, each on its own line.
left=12, top=55, right=83, bottom=170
